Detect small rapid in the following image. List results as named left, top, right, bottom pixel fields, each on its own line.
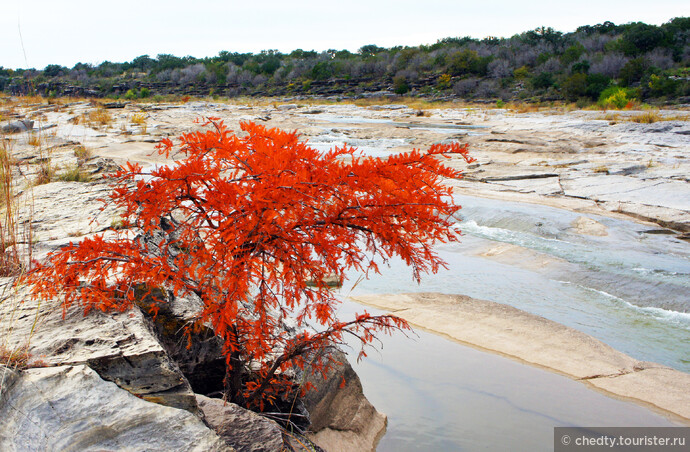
left=342, top=194, right=690, bottom=372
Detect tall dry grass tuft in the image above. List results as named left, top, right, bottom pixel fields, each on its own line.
left=130, top=113, right=148, bottom=134
left=88, top=108, right=113, bottom=127
left=631, top=111, right=662, bottom=124
left=0, top=142, right=23, bottom=277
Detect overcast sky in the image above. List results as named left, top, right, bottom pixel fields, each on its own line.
left=1, top=0, right=687, bottom=70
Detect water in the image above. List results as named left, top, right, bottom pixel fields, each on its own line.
left=340, top=194, right=690, bottom=373
left=337, top=301, right=681, bottom=452
left=311, top=114, right=690, bottom=449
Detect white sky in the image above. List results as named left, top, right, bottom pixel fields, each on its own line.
left=1, top=0, right=687, bottom=70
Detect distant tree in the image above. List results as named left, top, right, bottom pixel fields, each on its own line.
left=531, top=72, right=554, bottom=89
left=619, top=23, right=667, bottom=56
left=43, top=64, right=66, bottom=77
left=129, top=55, right=155, bottom=72
left=359, top=44, right=386, bottom=57
left=619, top=57, right=648, bottom=86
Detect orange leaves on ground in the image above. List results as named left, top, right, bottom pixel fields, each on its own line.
left=24, top=119, right=471, bottom=408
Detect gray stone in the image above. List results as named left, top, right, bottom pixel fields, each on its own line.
left=0, top=281, right=199, bottom=413
left=301, top=349, right=387, bottom=452
left=1, top=119, right=34, bottom=133
left=0, top=365, right=231, bottom=452
left=15, top=181, right=122, bottom=242
left=196, top=395, right=285, bottom=452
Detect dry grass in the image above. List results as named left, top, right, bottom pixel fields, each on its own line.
left=73, top=145, right=91, bottom=162
left=0, top=344, right=30, bottom=370
left=88, top=108, right=113, bottom=127
left=0, top=142, right=31, bottom=276
left=58, top=164, right=90, bottom=183
left=34, top=160, right=56, bottom=186
left=631, top=111, right=662, bottom=124
left=506, top=102, right=543, bottom=113
left=596, top=110, right=689, bottom=124
left=27, top=133, right=41, bottom=147
left=130, top=113, right=147, bottom=125
left=593, top=165, right=609, bottom=174
left=130, top=113, right=148, bottom=134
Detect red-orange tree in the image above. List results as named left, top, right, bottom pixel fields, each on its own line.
left=26, top=119, right=473, bottom=408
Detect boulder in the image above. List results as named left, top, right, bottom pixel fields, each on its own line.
left=301, top=349, right=387, bottom=452
left=135, top=287, right=227, bottom=396
left=196, top=395, right=284, bottom=452
left=1, top=119, right=33, bottom=133
left=0, top=365, right=231, bottom=452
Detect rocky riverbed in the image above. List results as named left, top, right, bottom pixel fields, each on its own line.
left=0, top=98, right=688, bottom=449
left=4, top=99, right=688, bottom=234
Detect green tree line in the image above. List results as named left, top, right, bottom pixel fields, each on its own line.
left=1, top=17, right=688, bottom=104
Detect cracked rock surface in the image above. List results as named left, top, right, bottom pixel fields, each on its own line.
left=0, top=364, right=231, bottom=452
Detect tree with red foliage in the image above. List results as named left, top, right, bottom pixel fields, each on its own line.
left=25, top=119, right=473, bottom=409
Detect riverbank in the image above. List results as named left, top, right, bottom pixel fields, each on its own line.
left=350, top=292, right=690, bottom=423
left=1, top=98, right=688, bottom=448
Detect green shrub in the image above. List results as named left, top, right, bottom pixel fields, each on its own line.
left=393, top=76, right=410, bottom=94
left=437, top=73, right=451, bottom=90
left=513, top=66, right=529, bottom=80
left=561, top=44, right=585, bottom=65
left=619, top=57, right=648, bottom=86
left=562, top=73, right=587, bottom=100
left=647, top=74, right=678, bottom=97
left=584, top=74, right=611, bottom=99
left=139, top=87, right=151, bottom=98
left=124, top=89, right=137, bottom=100
left=531, top=72, right=554, bottom=89
left=598, top=86, right=638, bottom=109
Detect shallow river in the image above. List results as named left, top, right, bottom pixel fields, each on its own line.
left=337, top=301, right=681, bottom=451
left=310, top=117, right=690, bottom=449
left=342, top=194, right=690, bottom=373
left=334, top=193, right=690, bottom=450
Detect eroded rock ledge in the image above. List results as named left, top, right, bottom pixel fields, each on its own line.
left=0, top=276, right=386, bottom=451
left=350, top=292, right=690, bottom=422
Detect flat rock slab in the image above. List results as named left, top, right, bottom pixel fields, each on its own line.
left=0, top=365, right=231, bottom=452
left=485, top=176, right=562, bottom=195
left=350, top=292, right=690, bottom=422
left=16, top=181, right=121, bottom=242
left=561, top=175, right=690, bottom=212
left=588, top=367, right=690, bottom=420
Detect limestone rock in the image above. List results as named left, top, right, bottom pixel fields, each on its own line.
left=0, top=281, right=199, bottom=413
left=196, top=395, right=285, bottom=452
left=571, top=216, right=608, bottom=236
left=587, top=366, right=690, bottom=420
left=136, top=288, right=227, bottom=396
left=1, top=119, right=33, bottom=133
left=301, top=349, right=387, bottom=452
left=0, top=365, right=231, bottom=452
left=16, top=181, right=122, bottom=242
left=561, top=175, right=690, bottom=212
left=351, top=293, right=639, bottom=380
